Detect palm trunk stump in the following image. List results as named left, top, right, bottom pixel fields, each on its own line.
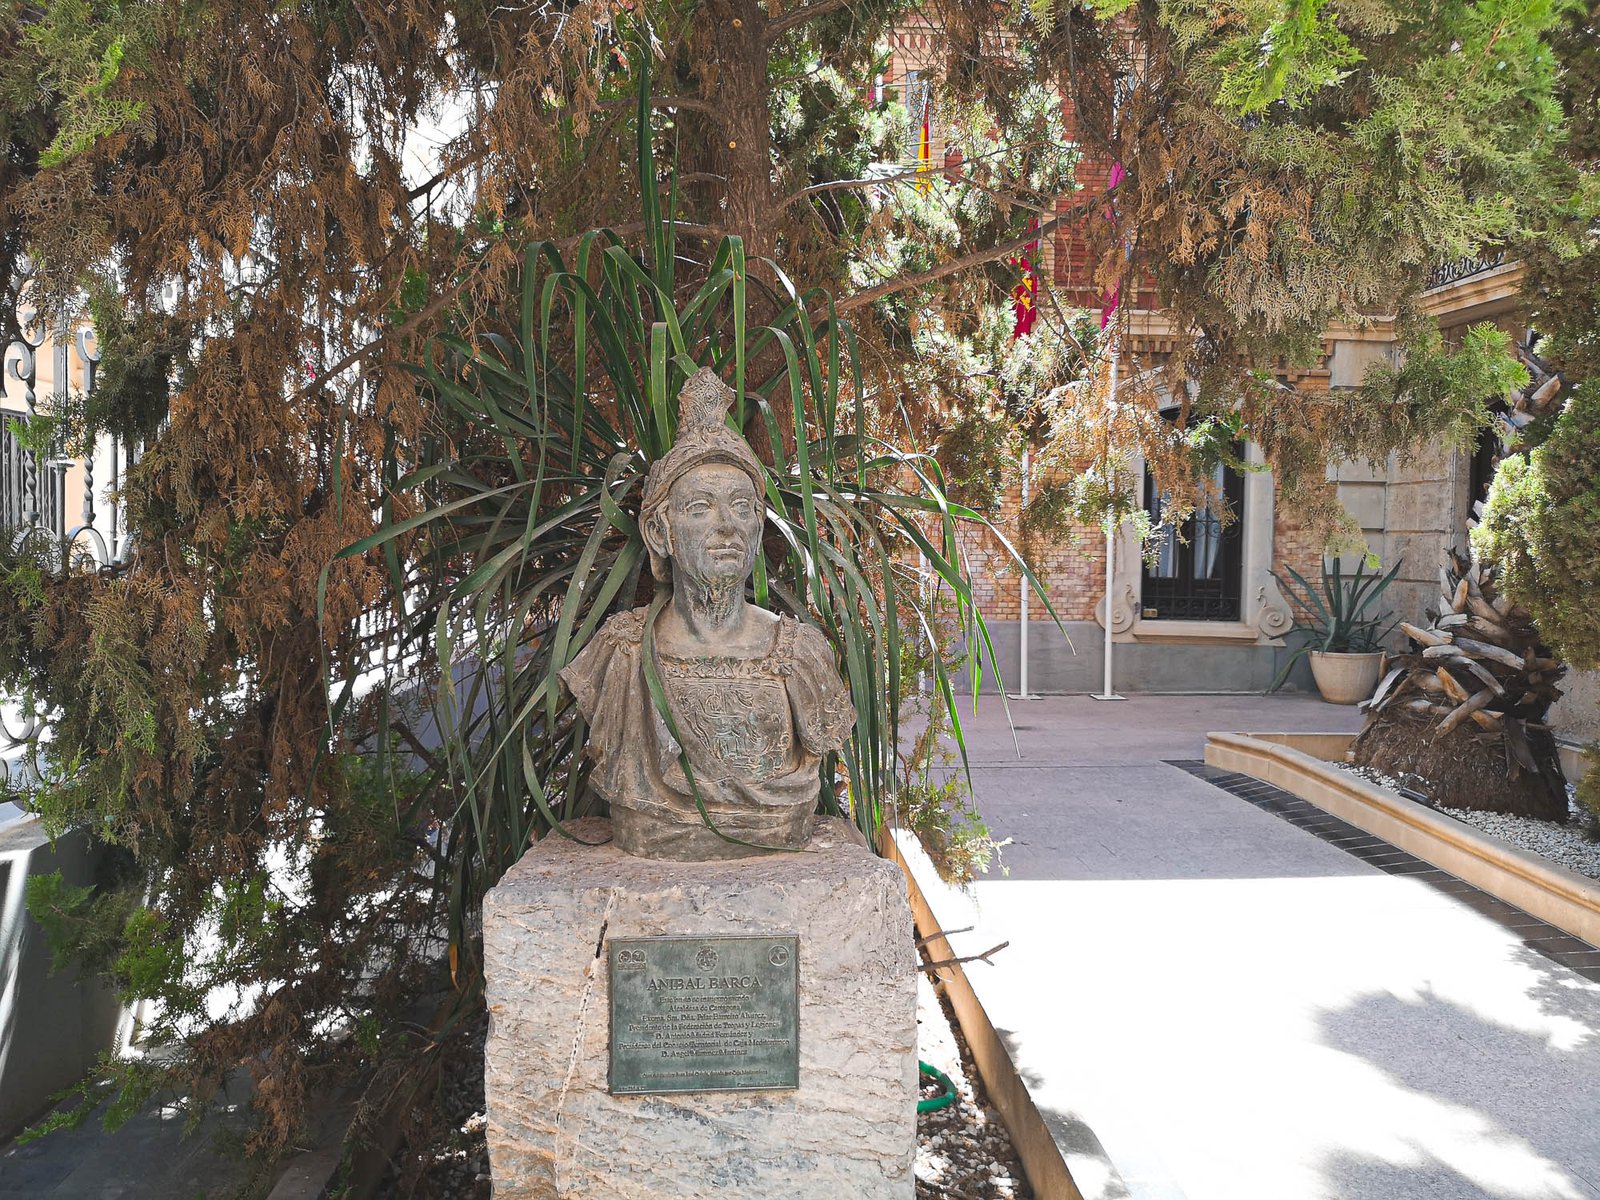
left=1351, top=549, right=1568, bottom=820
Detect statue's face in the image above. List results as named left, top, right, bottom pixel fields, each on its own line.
left=661, top=462, right=762, bottom=588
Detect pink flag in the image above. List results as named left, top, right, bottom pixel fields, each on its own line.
left=1099, top=285, right=1120, bottom=330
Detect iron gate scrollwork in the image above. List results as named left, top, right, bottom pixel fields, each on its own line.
left=1, top=311, right=136, bottom=797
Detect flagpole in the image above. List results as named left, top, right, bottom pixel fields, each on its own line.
left=1012, top=446, right=1035, bottom=700
left=1092, top=337, right=1126, bottom=703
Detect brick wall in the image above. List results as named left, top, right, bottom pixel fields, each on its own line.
left=952, top=465, right=1327, bottom=627
left=941, top=471, right=1105, bottom=623
left=1272, top=503, right=1327, bottom=594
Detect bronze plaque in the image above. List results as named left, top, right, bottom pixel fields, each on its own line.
left=608, top=934, right=799, bottom=1095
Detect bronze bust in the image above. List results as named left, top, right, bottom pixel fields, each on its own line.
left=560, top=368, right=854, bottom=860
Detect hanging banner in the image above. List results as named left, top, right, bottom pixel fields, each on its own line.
left=916, top=90, right=932, bottom=193
left=1007, top=219, right=1041, bottom=339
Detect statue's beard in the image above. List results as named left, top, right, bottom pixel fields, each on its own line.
left=675, top=564, right=744, bottom=626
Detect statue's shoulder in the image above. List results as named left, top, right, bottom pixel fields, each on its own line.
left=562, top=607, right=649, bottom=715
left=775, top=615, right=837, bottom=674
left=775, top=615, right=854, bottom=750
left=595, top=605, right=651, bottom=647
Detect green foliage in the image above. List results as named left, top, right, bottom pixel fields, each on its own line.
left=0, top=0, right=1592, bottom=1163
left=1097, top=0, right=1578, bottom=422
left=1474, top=381, right=1600, bottom=670
left=3, top=410, right=64, bottom=459
left=26, top=872, right=110, bottom=972
left=1214, top=0, right=1363, bottom=114
left=770, top=54, right=899, bottom=258
left=933, top=410, right=1017, bottom=514
left=847, top=82, right=1076, bottom=336
left=80, top=286, right=187, bottom=441
left=894, top=592, right=1007, bottom=885
left=1270, top=555, right=1403, bottom=688
left=345, top=144, right=1057, bottom=980
left=1525, top=229, right=1600, bottom=386
left=895, top=731, right=1006, bottom=884
left=6, top=0, right=155, bottom=166
left=21, top=845, right=143, bottom=969
left=1343, top=320, right=1530, bottom=457
left=17, top=1054, right=165, bottom=1144
left=1241, top=317, right=1528, bottom=545
left=1580, top=745, right=1600, bottom=828
left=902, top=304, right=1096, bottom=517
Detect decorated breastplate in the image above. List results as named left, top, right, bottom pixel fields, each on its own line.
left=658, top=651, right=794, bottom=783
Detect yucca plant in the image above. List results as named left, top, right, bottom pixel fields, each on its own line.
left=333, top=88, right=1054, bottom=989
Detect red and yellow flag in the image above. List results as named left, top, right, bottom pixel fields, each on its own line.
left=917, top=91, right=931, bottom=193
left=1008, top=219, right=1041, bottom=339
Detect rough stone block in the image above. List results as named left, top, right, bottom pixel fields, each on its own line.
left=1384, top=481, right=1455, bottom=534
left=483, top=817, right=917, bottom=1199
left=1328, top=338, right=1396, bottom=389
left=1334, top=480, right=1385, bottom=533
left=1328, top=453, right=1392, bottom=484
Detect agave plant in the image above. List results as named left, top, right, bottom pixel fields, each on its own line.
left=1270, top=556, right=1403, bottom=690
left=333, top=126, right=1054, bottom=985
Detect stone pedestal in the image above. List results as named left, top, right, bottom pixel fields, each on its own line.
left=483, top=817, right=917, bottom=1199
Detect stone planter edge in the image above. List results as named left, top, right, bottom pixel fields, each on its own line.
left=1204, top=730, right=1600, bottom=946
left=880, top=827, right=1126, bottom=1200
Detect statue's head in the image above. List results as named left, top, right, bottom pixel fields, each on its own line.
left=640, top=369, right=766, bottom=585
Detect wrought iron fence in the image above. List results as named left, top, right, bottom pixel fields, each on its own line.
left=0, top=412, right=65, bottom=537
left=1, top=312, right=137, bottom=798
left=1425, top=251, right=1507, bottom=292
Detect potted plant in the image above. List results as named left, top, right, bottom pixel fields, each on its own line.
left=1271, top=557, right=1403, bottom=703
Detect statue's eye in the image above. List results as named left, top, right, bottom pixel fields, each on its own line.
left=685, top=500, right=711, bottom=516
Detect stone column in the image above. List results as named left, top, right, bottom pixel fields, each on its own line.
left=483, top=817, right=917, bottom=1199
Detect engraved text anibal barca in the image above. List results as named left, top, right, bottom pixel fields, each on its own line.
left=609, top=935, right=801, bottom=1094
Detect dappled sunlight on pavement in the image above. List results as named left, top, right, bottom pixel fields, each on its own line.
left=929, top=695, right=1600, bottom=1200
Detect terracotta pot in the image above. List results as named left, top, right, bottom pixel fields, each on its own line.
left=1309, top=650, right=1385, bottom=705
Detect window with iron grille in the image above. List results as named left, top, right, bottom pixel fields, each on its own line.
left=0, top=413, right=66, bottom=538
left=1140, top=448, right=1246, bottom=621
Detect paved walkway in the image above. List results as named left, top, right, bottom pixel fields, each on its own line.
left=939, top=694, right=1600, bottom=1200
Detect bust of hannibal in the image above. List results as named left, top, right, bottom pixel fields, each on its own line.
left=560, top=367, right=854, bottom=860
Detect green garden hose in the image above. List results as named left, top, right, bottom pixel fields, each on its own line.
left=918, top=1060, right=957, bottom=1113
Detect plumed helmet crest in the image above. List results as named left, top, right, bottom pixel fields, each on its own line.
left=640, top=368, right=766, bottom=581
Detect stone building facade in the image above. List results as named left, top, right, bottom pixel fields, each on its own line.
left=872, top=45, right=1571, bottom=704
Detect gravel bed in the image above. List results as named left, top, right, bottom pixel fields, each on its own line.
left=376, top=969, right=1033, bottom=1199
left=914, top=968, right=1032, bottom=1200
left=1334, top=762, right=1600, bottom=880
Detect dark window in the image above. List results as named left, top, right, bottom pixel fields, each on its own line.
left=1141, top=449, right=1246, bottom=621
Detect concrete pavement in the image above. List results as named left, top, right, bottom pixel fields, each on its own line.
left=937, top=693, right=1600, bottom=1200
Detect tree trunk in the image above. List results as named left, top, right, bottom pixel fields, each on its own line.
left=696, top=0, right=778, bottom=259
left=1350, top=708, right=1568, bottom=820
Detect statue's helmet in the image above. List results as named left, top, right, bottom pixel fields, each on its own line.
left=639, top=367, right=767, bottom=581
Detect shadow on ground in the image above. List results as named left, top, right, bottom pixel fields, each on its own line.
left=1310, top=946, right=1600, bottom=1200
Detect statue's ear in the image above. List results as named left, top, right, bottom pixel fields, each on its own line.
left=642, top=510, right=671, bottom=562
